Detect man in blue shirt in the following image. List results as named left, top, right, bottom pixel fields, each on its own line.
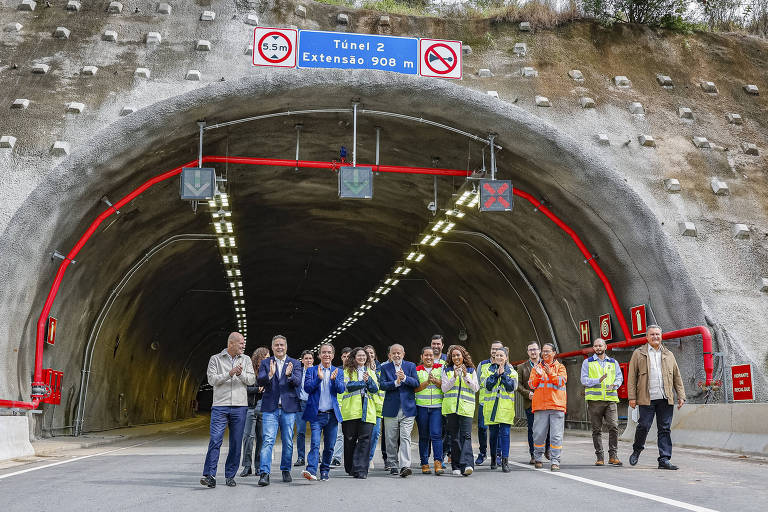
left=294, top=350, right=315, bottom=466
left=301, top=343, right=345, bottom=481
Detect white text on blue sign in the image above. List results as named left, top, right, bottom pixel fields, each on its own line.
left=298, top=31, right=418, bottom=75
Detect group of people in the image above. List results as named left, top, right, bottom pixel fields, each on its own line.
left=200, top=325, right=687, bottom=488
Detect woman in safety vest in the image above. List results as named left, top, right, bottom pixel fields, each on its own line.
left=364, top=344, right=385, bottom=469
left=441, top=344, right=480, bottom=476
left=481, top=346, right=518, bottom=472
left=340, top=347, right=379, bottom=479
left=414, top=346, right=444, bottom=475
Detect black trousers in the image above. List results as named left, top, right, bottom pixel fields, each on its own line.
left=445, top=413, right=473, bottom=470
left=342, top=419, right=373, bottom=476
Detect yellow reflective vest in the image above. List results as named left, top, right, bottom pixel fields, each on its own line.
left=441, top=367, right=476, bottom=418
left=415, top=364, right=443, bottom=407
left=585, top=356, right=620, bottom=403
left=340, top=368, right=378, bottom=424
left=480, top=364, right=518, bottom=425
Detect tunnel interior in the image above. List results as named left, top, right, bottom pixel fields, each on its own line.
left=1, top=72, right=708, bottom=434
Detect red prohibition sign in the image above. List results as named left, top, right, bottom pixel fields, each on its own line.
left=424, top=43, right=458, bottom=75
left=258, top=31, right=293, bottom=64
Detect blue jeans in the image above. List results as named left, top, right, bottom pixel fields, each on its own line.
left=477, top=404, right=488, bottom=455
left=525, top=407, right=549, bottom=456
left=241, top=407, right=263, bottom=469
left=488, top=423, right=511, bottom=458
left=296, top=399, right=308, bottom=460
left=259, top=408, right=296, bottom=474
left=416, top=406, right=443, bottom=464
left=306, top=412, right=338, bottom=475
left=369, top=416, right=381, bottom=462
left=203, top=406, right=247, bottom=478
left=633, top=399, right=674, bottom=461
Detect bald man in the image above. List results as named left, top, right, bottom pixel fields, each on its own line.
left=201, top=332, right=256, bottom=488
left=380, top=344, right=419, bottom=477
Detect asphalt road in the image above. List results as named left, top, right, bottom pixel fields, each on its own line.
left=1, top=418, right=765, bottom=512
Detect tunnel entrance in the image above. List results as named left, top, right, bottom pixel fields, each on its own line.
left=0, top=71, right=707, bottom=433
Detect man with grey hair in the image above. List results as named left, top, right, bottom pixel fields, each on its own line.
left=200, top=332, right=255, bottom=488
left=581, top=337, right=623, bottom=466
left=380, top=344, right=419, bottom=477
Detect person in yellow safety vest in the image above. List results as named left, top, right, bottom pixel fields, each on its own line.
left=364, top=344, right=385, bottom=470
left=476, top=340, right=504, bottom=467
left=414, top=346, right=444, bottom=475
left=340, top=347, right=379, bottom=479
left=430, top=335, right=451, bottom=463
left=481, top=346, right=518, bottom=473
left=580, top=337, right=624, bottom=467
left=529, top=343, right=567, bottom=472
left=331, top=347, right=351, bottom=467
left=441, top=344, right=480, bottom=476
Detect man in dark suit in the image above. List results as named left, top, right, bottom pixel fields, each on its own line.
left=380, top=343, right=419, bottom=477
left=256, top=335, right=301, bottom=486
left=300, top=343, right=345, bottom=482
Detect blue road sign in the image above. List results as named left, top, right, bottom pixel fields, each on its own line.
left=180, top=167, right=216, bottom=200
left=298, top=30, right=418, bottom=75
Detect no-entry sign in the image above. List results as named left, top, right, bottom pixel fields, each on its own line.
left=419, top=38, right=462, bottom=79
left=253, top=27, right=297, bottom=68
left=731, top=364, right=754, bottom=401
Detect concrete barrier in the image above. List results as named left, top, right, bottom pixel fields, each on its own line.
left=621, top=403, right=768, bottom=456
left=0, top=416, right=34, bottom=462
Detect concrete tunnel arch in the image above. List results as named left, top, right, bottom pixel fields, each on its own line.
left=0, top=69, right=709, bottom=434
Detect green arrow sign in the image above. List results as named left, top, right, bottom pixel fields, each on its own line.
left=339, top=166, right=373, bottom=199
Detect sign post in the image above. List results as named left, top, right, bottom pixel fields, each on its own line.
left=579, top=320, right=591, bottom=346
left=731, top=364, right=754, bottom=401
left=339, top=166, right=373, bottom=199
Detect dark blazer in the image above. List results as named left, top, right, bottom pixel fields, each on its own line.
left=257, top=356, right=302, bottom=413
left=302, top=364, right=345, bottom=423
left=379, top=360, right=419, bottom=417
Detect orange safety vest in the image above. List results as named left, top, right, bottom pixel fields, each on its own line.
left=528, top=360, right=567, bottom=412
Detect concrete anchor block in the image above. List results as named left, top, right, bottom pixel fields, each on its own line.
left=462, top=44, right=472, bottom=56
left=108, top=1, right=122, bottom=13
left=743, top=84, right=759, bottom=95
left=741, top=142, right=759, bottom=156
left=700, top=81, right=718, bottom=93
left=245, top=14, right=259, bottom=26
left=379, top=15, right=390, bottom=26
left=519, top=21, right=531, bottom=31
left=11, top=99, right=29, bottom=109
left=66, top=0, right=80, bottom=11
left=614, top=75, right=631, bottom=87
left=185, top=69, right=201, bottom=81
left=568, top=69, right=584, bottom=81
left=678, top=222, right=697, bottom=237
left=732, top=223, right=750, bottom=239
left=295, top=5, right=306, bottom=17
left=656, top=74, right=673, bottom=86
left=478, top=69, right=493, bottom=78
left=196, top=40, right=211, bottom=51
left=146, top=32, right=161, bottom=44
left=629, top=102, right=644, bottom=114
left=710, top=178, right=729, bottom=195
left=337, top=13, right=349, bottom=25
left=4, top=22, right=23, bottom=32
left=51, top=141, right=70, bottom=156
left=513, top=42, right=527, bottom=56
left=200, top=10, right=215, bottom=21
left=638, top=134, right=656, bottom=147
left=18, top=0, right=36, bottom=11
left=103, top=30, right=117, bottom=41
left=596, top=134, right=610, bottom=145
left=157, top=3, right=171, bottom=15
left=727, top=113, right=742, bottom=125
left=692, top=136, right=710, bottom=148
left=0, top=136, right=17, bottom=149
left=31, top=63, right=49, bottom=74
left=81, top=65, right=98, bottom=76
left=54, top=27, right=71, bottom=39
left=66, top=101, right=84, bottom=113
left=535, top=95, right=551, bottom=107
left=678, top=107, right=693, bottom=119
left=120, top=106, right=136, bottom=116
left=520, top=66, right=537, bottom=77
left=664, top=178, right=681, bottom=192
left=486, top=91, right=499, bottom=98
left=579, top=96, right=595, bottom=108
left=134, top=67, right=150, bottom=78
left=759, top=278, right=768, bottom=293
left=244, top=44, right=253, bottom=55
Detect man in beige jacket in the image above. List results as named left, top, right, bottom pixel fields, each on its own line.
left=200, top=332, right=255, bottom=488
left=627, top=325, right=686, bottom=470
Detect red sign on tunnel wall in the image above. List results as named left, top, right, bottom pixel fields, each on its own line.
left=631, top=304, right=647, bottom=337
left=46, top=316, right=57, bottom=345
left=599, top=314, right=612, bottom=341
left=579, top=320, right=591, bottom=346
left=731, top=364, right=754, bottom=401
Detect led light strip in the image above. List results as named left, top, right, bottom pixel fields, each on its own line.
left=208, top=193, right=248, bottom=339
left=314, top=186, right=479, bottom=352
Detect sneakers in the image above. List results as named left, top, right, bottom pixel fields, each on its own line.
left=200, top=475, right=216, bottom=488
left=421, top=464, right=431, bottom=474
left=390, top=468, right=399, bottom=476
left=320, top=471, right=330, bottom=481
left=595, top=459, right=605, bottom=466
left=331, top=458, right=341, bottom=467
left=609, top=457, right=623, bottom=466
left=294, top=458, right=305, bottom=467
left=658, top=459, right=679, bottom=470
left=474, top=453, right=486, bottom=466
left=239, top=467, right=252, bottom=477
left=452, top=469, right=461, bottom=476
left=629, top=450, right=641, bottom=466
left=257, top=473, right=270, bottom=486
left=225, top=477, right=236, bottom=487
left=302, top=470, right=317, bottom=481
left=400, top=467, right=412, bottom=478
left=462, top=466, right=473, bottom=476
left=534, top=461, right=543, bottom=469
left=434, top=460, right=445, bottom=476
left=551, top=464, right=560, bottom=472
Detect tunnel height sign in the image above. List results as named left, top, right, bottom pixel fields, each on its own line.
left=252, top=27, right=462, bottom=79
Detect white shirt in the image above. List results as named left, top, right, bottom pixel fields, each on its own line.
left=275, top=356, right=287, bottom=405
left=393, top=362, right=402, bottom=387
left=648, top=345, right=666, bottom=400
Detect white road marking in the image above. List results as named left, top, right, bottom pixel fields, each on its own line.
left=509, top=461, right=720, bottom=512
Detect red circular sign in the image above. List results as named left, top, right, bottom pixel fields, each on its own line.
left=258, top=31, right=293, bottom=64
left=424, top=43, right=458, bottom=75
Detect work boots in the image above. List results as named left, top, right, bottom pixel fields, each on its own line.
left=421, top=464, right=431, bottom=474
left=501, top=458, right=511, bottom=473
left=434, top=460, right=444, bottom=476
